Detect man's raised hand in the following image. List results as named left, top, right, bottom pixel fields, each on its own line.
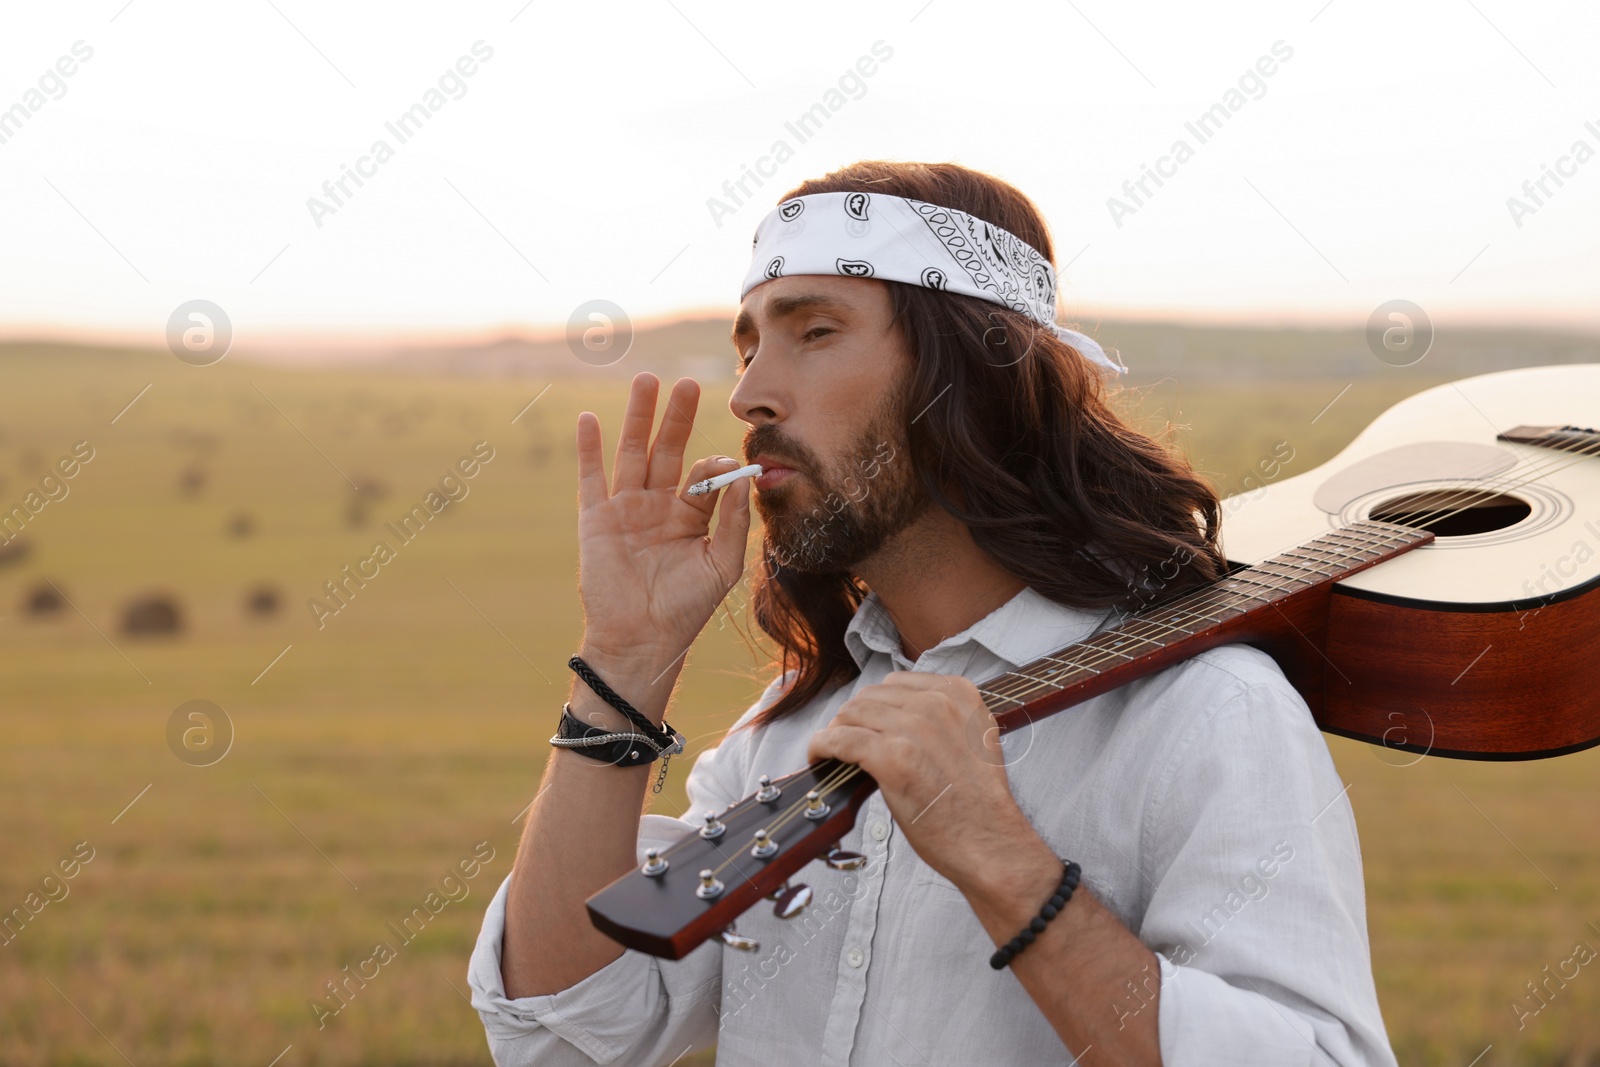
left=572, top=373, right=752, bottom=716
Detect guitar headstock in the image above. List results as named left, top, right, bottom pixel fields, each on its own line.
left=585, top=757, right=879, bottom=959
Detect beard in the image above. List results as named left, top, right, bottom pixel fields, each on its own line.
left=748, top=379, right=931, bottom=575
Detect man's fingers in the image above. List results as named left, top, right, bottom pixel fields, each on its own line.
left=807, top=722, right=880, bottom=767
left=576, top=411, right=608, bottom=511
left=880, top=671, right=959, bottom=688
left=830, top=691, right=913, bottom=731
left=646, top=378, right=700, bottom=490
left=611, top=373, right=659, bottom=494
left=879, top=672, right=977, bottom=701
left=679, top=454, right=740, bottom=515
left=708, top=472, right=753, bottom=578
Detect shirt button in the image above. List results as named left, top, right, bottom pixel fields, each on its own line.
left=870, top=821, right=889, bottom=841
left=846, top=946, right=865, bottom=968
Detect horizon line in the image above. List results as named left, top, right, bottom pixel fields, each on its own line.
left=4, top=303, right=1600, bottom=356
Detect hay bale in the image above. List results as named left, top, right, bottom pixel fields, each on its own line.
left=0, top=537, right=31, bottom=567
left=122, top=594, right=183, bottom=636
left=23, top=582, right=63, bottom=616
left=346, top=477, right=388, bottom=529
left=245, top=585, right=280, bottom=617
left=178, top=465, right=207, bottom=497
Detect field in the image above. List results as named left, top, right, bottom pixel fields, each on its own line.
left=1, top=335, right=1597, bottom=1066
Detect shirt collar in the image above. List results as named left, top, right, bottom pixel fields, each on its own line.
left=843, top=585, right=1110, bottom=674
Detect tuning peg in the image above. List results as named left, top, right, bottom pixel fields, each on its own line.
left=803, top=789, right=831, bottom=820
left=720, top=923, right=759, bottom=952
left=824, top=845, right=866, bottom=871
left=770, top=881, right=813, bottom=920
left=699, top=810, right=726, bottom=840
left=756, top=774, right=781, bottom=802
left=696, top=868, right=725, bottom=900
left=749, top=828, right=779, bottom=859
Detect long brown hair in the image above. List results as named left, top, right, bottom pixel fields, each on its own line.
left=744, top=160, right=1225, bottom=728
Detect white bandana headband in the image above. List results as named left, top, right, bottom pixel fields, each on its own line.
left=741, top=191, right=1127, bottom=374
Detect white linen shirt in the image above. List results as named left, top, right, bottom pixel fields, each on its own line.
left=469, top=585, right=1398, bottom=1066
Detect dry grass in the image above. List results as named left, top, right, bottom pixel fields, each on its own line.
left=0, top=344, right=1595, bottom=1065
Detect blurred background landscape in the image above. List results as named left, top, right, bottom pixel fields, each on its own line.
left=2, top=320, right=1597, bottom=1065
left=8, top=0, right=1600, bottom=1060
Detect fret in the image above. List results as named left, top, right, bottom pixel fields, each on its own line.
left=1105, top=627, right=1168, bottom=651
left=1325, top=524, right=1391, bottom=544
left=1250, top=562, right=1318, bottom=586
left=1496, top=423, right=1600, bottom=455
left=1033, top=652, right=1101, bottom=678
left=978, top=687, right=1026, bottom=710
left=1161, top=603, right=1243, bottom=628
left=1010, top=667, right=1059, bottom=688
left=990, top=671, right=1041, bottom=695
left=1316, top=530, right=1384, bottom=550
left=1196, top=604, right=1256, bottom=625
left=1286, top=542, right=1351, bottom=558
left=1276, top=552, right=1339, bottom=577
left=1327, top=524, right=1401, bottom=545
left=1280, top=550, right=1344, bottom=575
left=1132, top=615, right=1198, bottom=639
left=1224, top=573, right=1289, bottom=596
left=1026, top=661, right=1069, bottom=680
left=1251, top=559, right=1315, bottom=579
left=971, top=519, right=1425, bottom=720
left=1274, top=546, right=1344, bottom=565
left=1096, top=629, right=1148, bottom=648
left=1216, top=580, right=1275, bottom=605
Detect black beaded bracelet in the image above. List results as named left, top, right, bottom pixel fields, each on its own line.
left=989, top=859, right=1080, bottom=970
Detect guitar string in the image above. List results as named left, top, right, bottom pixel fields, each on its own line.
left=686, top=531, right=1376, bottom=879
left=983, top=426, right=1600, bottom=698
left=983, top=429, right=1600, bottom=704
left=680, top=763, right=864, bottom=884
left=678, top=430, right=1600, bottom=881
left=687, top=432, right=1600, bottom=877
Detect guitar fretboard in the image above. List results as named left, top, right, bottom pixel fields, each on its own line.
left=975, top=519, right=1433, bottom=713
left=1497, top=424, right=1600, bottom=456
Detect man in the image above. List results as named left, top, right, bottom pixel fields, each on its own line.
left=468, top=161, right=1398, bottom=1065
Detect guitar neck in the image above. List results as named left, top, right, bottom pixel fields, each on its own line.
left=584, top=520, right=1437, bottom=960
left=1496, top=424, right=1600, bottom=455
left=974, top=519, right=1435, bottom=732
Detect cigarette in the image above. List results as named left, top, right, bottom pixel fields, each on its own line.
left=686, top=463, right=763, bottom=496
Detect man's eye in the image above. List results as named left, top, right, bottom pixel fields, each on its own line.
left=803, top=327, right=833, bottom=342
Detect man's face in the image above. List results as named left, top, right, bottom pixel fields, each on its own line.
left=729, top=275, right=930, bottom=574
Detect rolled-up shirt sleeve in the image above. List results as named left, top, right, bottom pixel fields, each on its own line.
left=467, top=683, right=777, bottom=1066
left=1137, top=676, right=1399, bottom=1067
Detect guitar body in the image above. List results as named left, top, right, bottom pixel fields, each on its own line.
left=1220, top=364, right=1600, bottom=759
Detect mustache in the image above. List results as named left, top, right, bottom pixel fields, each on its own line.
left=743, top=427, right=816, bottom=472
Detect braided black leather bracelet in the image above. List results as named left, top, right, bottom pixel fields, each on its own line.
left=990, top=859, right=1081, bottom=970
left=563, top=656, right=684, bottom=793
left=567, top=655, right=677, bottom=751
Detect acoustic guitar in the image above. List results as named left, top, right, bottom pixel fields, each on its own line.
left=587, top=362, right=1600, bottom=960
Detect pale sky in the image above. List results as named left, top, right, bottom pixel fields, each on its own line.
left=2, top=0, right=1597, bottom=348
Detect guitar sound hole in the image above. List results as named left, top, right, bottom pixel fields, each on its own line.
left=1368, top=490, right=1531, bottom=536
